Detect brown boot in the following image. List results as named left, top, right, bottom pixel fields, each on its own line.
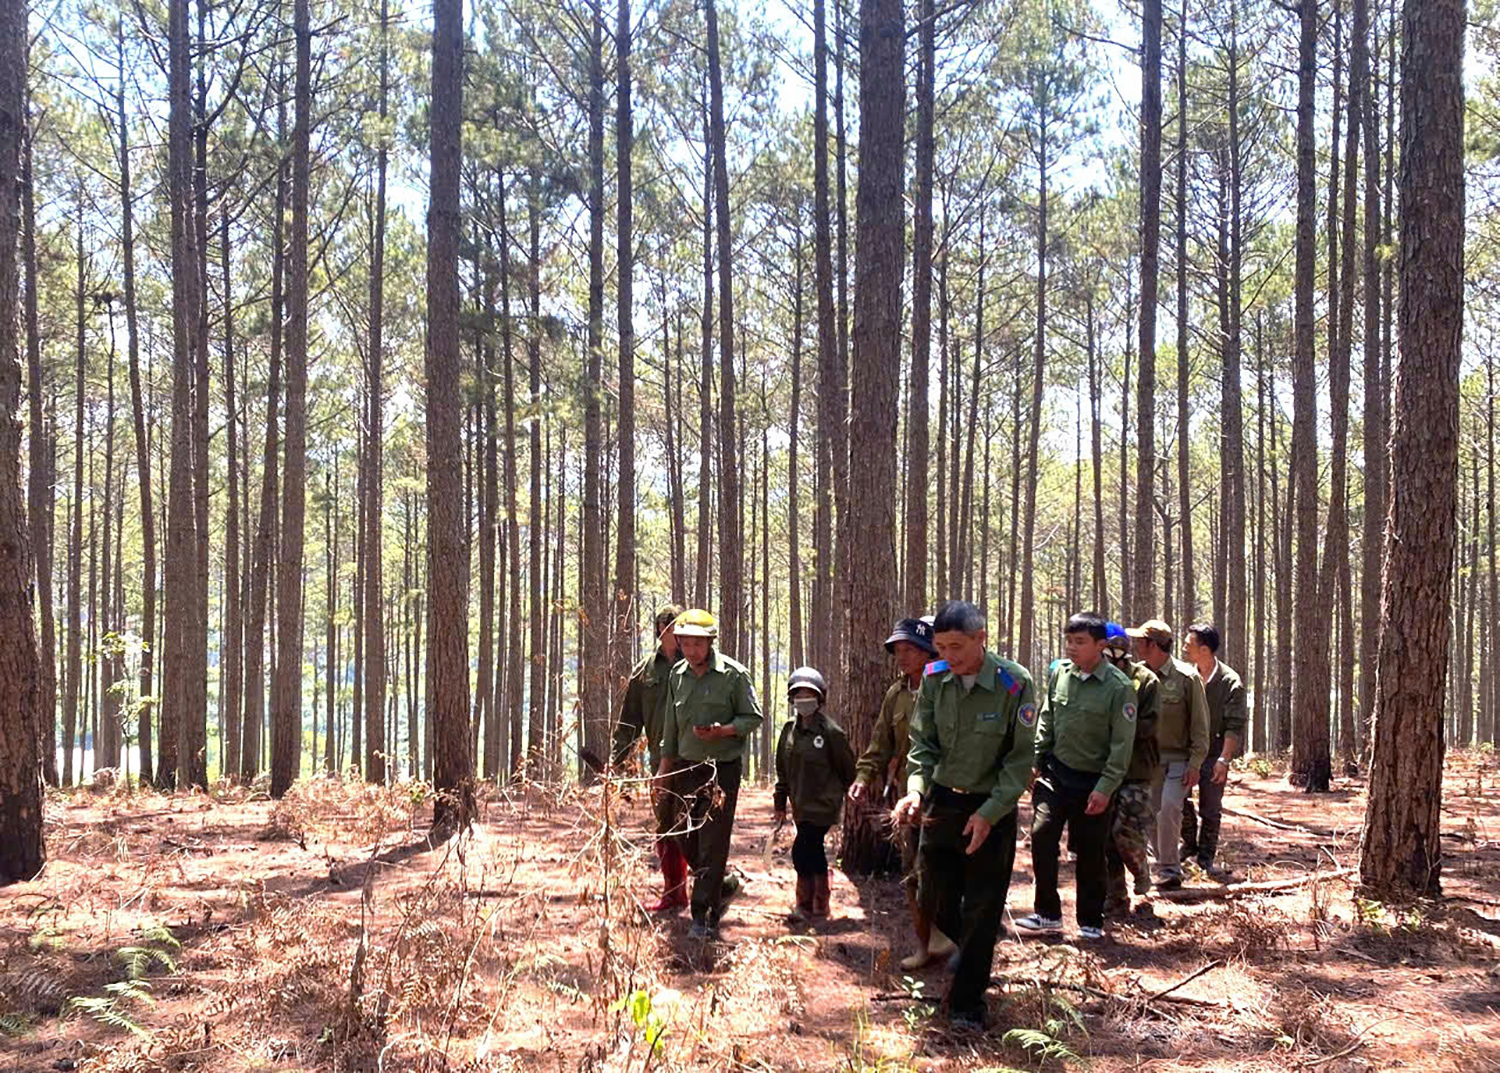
left=811, top=873, right=831, bottom=919
left=787, top=876, right=814, bottom=924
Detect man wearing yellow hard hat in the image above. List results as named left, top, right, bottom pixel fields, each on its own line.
left=657, top=609, right=763, bottom=940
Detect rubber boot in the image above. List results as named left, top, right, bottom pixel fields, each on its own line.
left=811, top=872, right=831, bottom=919
left=647, top=842, right=690, bottom=914
left=900, top=891, right=934, bottom=970
left=787, top=876, right=814, bottom=924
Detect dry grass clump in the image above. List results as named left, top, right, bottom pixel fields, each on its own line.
left=1265, top=982, right=1357, bottom=1056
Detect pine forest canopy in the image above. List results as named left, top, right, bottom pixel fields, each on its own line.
left=0, top=0, right=1479, bottom=890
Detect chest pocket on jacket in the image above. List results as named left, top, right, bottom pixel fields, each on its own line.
left=972, top=709, right=1008, bottom=735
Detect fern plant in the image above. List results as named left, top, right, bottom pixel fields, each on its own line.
left=70, top=980, right=155, bottom=1038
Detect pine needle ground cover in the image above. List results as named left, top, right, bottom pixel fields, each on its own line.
left=1, top=757, right=1498, bottom=1071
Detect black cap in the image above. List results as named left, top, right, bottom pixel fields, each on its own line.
left=885, top=617, right=937, bottom=655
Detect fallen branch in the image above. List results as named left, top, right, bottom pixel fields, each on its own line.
left=1446, top=893, right=1500, bottom=910
left=1296, top=1016, right=1397, bottom=1069
left=1150, top=959, right=1222, bottom=1001
left=1155, top=867, right=1357, bottom=902
left=1222, top=806, right=1321, bottom=834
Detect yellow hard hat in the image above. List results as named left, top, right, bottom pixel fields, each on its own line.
left=672, top=608, right=719, bottom=639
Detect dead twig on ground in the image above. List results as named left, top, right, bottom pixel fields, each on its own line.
left=1156, top=867, right=1357, bottom=902
left=1150, top=958, right=1222, bottom=1001
left=1295, top=1016, right=1397, bottom=1068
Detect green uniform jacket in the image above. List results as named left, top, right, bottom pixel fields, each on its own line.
left=774, top=712, right=857, bottom=826
left=853, top=677, right=918, bottom=792
left=1202, top=660, right=1248, bottom=742
left=611, top=646, right=675, bottom=772
left=905, top=652, right=1037, bottom=826
left=1121, top=658, right=1161, bottom=782
left=660, top=649, right=763, bottom=764
left=1153, top=657, right=1210, bottom=769
left=1036, top=660, right=1138, bottom=799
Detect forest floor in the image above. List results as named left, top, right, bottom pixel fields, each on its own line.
left=2, top=753, right=1500, bottom=1072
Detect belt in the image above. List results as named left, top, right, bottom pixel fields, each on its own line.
left=935, top=783, right=987, bottom=798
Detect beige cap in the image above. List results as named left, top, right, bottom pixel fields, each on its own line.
left=1125, top=618, right=1174, bottom=645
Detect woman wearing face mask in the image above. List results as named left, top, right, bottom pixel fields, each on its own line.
left=774, top=667, right=857, bottom=923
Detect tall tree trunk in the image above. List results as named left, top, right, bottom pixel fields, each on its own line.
left=478, top=220, right=498, bottom=779
left=841, top=0, right=904, bottom=872
left=161, top=0, right=198, bottom=789
left=272, top=0, right=312, bottom=799
left=614, top=0, right=638, bottom=720
left=427, top=0, right=471, bottom=828
left=364, top=0, right=388, bottom=785
left=812, top=0, right=834, bottom=670
left=63, top=222, right=84, bottom=786
left=221, top=212, right=242, bottom=780
left=1132, top=0, right=1163, bottom=620
left=1088, top=289, right=1107, bottom=616
left=789, top=219, right=805, bottom=669
left=1176, top=0, right=1194, bottom=630
left=526, top=165, right=545, bottom=773
left=500, top=180, right=524, bottom=775
left=904, top=0, right=934, bottom=613
left=1359, top=0, right=1463, bottom=893
left=1253, top=313, right=1267, bottom=753
left=1222, top=2, right=1247, bottom=672
left=243, top=85, right=286, bottom=783
left=696, top=97, right=713, bottom=611
left=0, top=0, right=45, bottom=878
left=706, top=0, right=741, bottom=659
left=1290, top=0, right=1330, bottom=791
left=1358, top=0, right=1384, bottom=751
left=582, top=0, right=607, bottom=778
left=1020, top=123, right=1047, bottom=666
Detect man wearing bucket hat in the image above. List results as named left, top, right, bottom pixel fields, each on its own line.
left=1101, top=622, right=1160, bottom=916
left=1128, top=618, right=1209, bottom=890
left=849, top=617, right=957, bottom=969
left=611, top=604, right=686, bottom=913
left=658, top=608, right=763, bottom=939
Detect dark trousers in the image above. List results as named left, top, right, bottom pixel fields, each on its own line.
left=1030, top=778, right=1109, bottom=929
left=681, top=758, right=741, bottom=926
left=918, top=786, right=1017, bottom=1019
left=791, top=822, right=830, bottom=876
left=1181, top=750, right=1226, bottom=865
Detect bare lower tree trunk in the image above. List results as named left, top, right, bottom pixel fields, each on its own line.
left=0, top=0, right=45, bottom=880
left=788, top=219, right=805, bottom=669
left=64, top=223, right=84, bottom=786
left=904, top=0, right=934, bottom=613
left=364, top=2, right=388, bottom=782
left=526, top=166, right=545, bottom=773
left=426, top=0, right=472, bottom=830
left=581, top=0, right=607, bottom=779
left=222, top=213, right=242, bottom=780
left=500, top=183, right=523, bottom=775
left=1358, top=0, right=1385, bottom=752
left=1176, top=1, right=1194, bottom=628
left=613, top=0, right=638, bottom=713
left=842, top=0, right=903, bottom=873
left=1360, top=0, right=1463, bottom=894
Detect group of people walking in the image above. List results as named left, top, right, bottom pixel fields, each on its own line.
left=611, top=599, right=1246, bottom=1028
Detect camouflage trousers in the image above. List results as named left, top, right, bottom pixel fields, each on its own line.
left=1105, top=781, right=1154, bottom=905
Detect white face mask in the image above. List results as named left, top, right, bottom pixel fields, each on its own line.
left=792, top=697, right=820, bottom=718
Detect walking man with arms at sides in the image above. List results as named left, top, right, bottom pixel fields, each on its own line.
left=892, top=601, right=1036, bottom=1030
left=1129, top=618, right=1209, bottom=890
left=1017, top=612, right=1137, bottom=941
left=657, top=609, right=763, bottom=940
left=610, top=604, right=685, bottom=913
left=1180, top=622, right=1247, bottom=879
left=1100, top=622, right=1160, bottom=917
left=849, top=617, right=956, bottom=968
left=774, top=666, right=856, bottom=923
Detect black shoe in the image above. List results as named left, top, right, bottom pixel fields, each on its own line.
left=1157, top=876, right=1182, bottom=891
left=949, top=1009, right=986, bottom=1032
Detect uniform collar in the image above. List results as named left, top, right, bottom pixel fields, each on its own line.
left=1067, top=659, right=1107, bottom=681
left=941, top=651, right=999, bottom=692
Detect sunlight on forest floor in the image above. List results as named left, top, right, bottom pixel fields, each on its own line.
left=2, top=754, right=1499, bottom=1071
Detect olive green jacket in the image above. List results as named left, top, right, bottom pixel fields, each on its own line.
left=660, top=649, right=763, bottom=763
left=611, top=647, right=675, bottom=772
left=1036, top=660, right=1138, bottom=799
left=1119, top=658, right=1161, bottom=783
left=906, top=652, right=1037, bottom=826
left=1202, top=660, right=1248, bottom=743
left=1153, top=657, right=1210, bottom=769
left=853, top=676, right=919, bottom=793
left=774, top=711, right=857, bottom=826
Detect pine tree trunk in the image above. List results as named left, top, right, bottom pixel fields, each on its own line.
left=64, top=223, right=84, bottom=786
left=1176, top=2, right=1194, bottom=629
left=1253, top=313, right=1267, bottom=754
left=271, top=0, right=312, bottom=799
left=363, top=0, right=388, bottom=782
left=527, top=165, right=545, bottom=774
left=1290, top=0, right=1330, bottom=791
left=582, top=0, right=607, bottom=779
left=1222, top=1, right=1247, bottom=672
left=1020, top=127, right=1047, bottom=667
left=1088, top=289, right=1107, bottom=617
left=788, top=218, right=805, bottom=670
left=1358, top=0, right=1385, bottom=752
left=478, top=219, right=498, bottom=779
left=1132, top=0, right=1163, bottom=620
left=0, top=0, right=44, bottom=872
left=222, top=213, right=242, bottom=780
left=904, top=0, right=934, bottom=613
left=500, top=182, right=524, bottom=775
left=1359, top=0, right=1463, bottom=893
left=612, top=0, right=638, bottom=721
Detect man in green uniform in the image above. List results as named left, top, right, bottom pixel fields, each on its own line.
left=610, top=604, right=685, bottom=913
left=892, top=601, right=1035, bottom=1030
left=657, top=608, right=763, bottom=939
left=1180, top=622, right=1248, bottom=878
left=850, top=617, right=955, bottom=969
left=1128, top=618, right=1209, bottom=890
left=1017, top=612, right=1137, bottom=941
left=1101, top=622, right=1160, bottom=917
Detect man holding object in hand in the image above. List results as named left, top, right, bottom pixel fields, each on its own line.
left=891, top=601, right=1035, bottom=1031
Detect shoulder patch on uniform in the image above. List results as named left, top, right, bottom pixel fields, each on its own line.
left=1019, top=702, right=1038, bottom=727
left=925, top=659, right=949, bottom=676
left=1123, top=702, right=1138, bottom=723
left=998, top=665, right=1024, bottom=698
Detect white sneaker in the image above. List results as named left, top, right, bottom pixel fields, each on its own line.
left=1079, top=925, right=1104, bottom=940
left=1014, top=913, right=1063, bottom=933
